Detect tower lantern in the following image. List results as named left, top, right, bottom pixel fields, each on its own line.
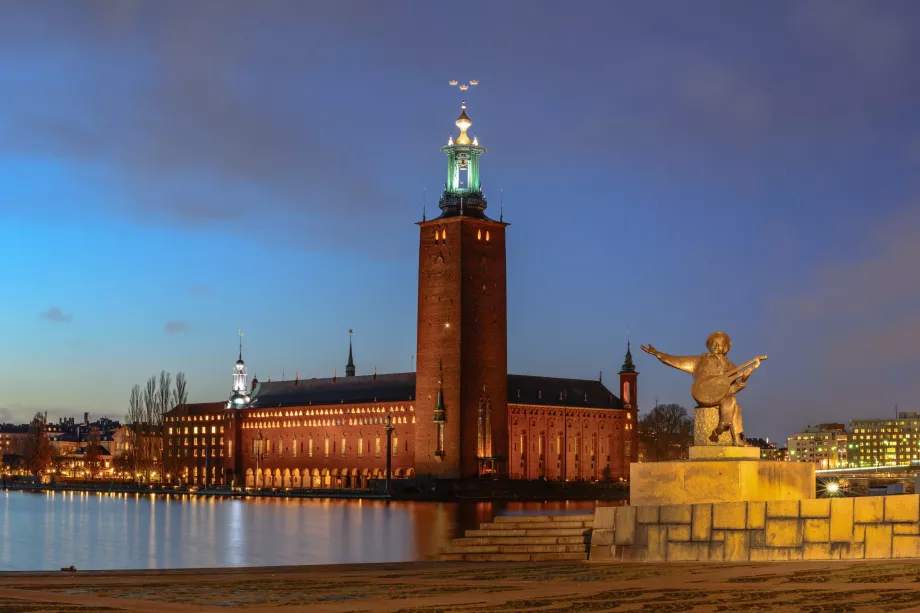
left=439, top=101, right=487, bottom=217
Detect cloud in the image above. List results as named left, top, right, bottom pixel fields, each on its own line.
left=0, top=407, right=12, bottom=423
left=769, top=204, right=920, bottom=419
left=164, top=320, right=190, bottom=335
left=40, top=306, right=73, bottom=323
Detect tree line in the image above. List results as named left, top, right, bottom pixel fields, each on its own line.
left=122, top=371, right=187, bottom=483
left=639, top=403, right=694, bottom=462
left=17, top=371, right=188, bottom=481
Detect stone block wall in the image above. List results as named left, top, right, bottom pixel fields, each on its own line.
left=591, top=494, right=920, bottom=562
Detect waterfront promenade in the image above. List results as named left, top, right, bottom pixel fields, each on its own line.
left=4, top=560, right=920, bottom=611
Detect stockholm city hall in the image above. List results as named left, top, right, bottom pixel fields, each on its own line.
left=164, top=101, right=638, bottom=489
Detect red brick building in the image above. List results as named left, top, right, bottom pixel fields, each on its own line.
left=164, top=102, right=638, bottom=488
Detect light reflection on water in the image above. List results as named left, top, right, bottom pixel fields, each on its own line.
left=0, top=490, right=616, bottom=571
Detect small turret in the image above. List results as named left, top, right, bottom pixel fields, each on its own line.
left=227, top=330, right=251, bottom=410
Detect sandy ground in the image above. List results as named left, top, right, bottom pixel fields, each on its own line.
left=5, top=560, right=920, bottom=612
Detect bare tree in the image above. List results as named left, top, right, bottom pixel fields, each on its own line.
left=143, top=376, right=157, bottom=482
left=84, top=427, right=102, bottom=479
left=154, top=371, right=171, bottom=481
left=23, top=412, right=54, bottom=476
left=167, top=372, right=188, bottom=482
left=127, top=384, right=143, bottom=482
left=639, top=404, right=694, bottom=461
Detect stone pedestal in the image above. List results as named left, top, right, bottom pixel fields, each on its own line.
left=630, top=456, right=815, bottom=507
left=688, top=446, right=760, bottom=460
left=693, top=405, right=732, bottom=446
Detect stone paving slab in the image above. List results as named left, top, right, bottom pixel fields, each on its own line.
left=7, top=560, right=920, bottom=611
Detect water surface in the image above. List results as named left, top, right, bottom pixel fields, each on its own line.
left=0, top=490, right=607, bottom=571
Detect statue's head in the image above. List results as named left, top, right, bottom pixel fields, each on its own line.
left=706, top=331, right=731, bottom=355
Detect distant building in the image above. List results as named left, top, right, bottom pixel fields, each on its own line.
left=849, top=412, right=920, bottom=467
left=746, top=437, right=779, bottom=460
left=786, top=424, right=848, bottom=468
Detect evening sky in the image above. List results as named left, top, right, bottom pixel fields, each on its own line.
left=2, top=1, right=920, bottom=442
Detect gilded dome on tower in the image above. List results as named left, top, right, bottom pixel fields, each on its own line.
left=455, top=102, right=472, bottom=145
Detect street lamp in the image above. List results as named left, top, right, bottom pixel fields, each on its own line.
left=384, top=413, right=394, bottom=497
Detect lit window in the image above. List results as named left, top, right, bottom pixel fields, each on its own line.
left=393, top=435, right=398, bottom=456
left=375, top=437, right=381, bottom=458
left=309, top=438, right=313, bottom=457
left=486, top=230, right=490, bottom=241
left=358, top=436, right=364, bottom=458
left=324, top=437, right=329, bottom=458
left=477, top=229, right=482, bottom=240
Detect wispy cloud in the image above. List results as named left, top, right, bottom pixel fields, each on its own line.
left=40, top=306, right=73, bottom=323
left=164, top=320, right=190, bottom=335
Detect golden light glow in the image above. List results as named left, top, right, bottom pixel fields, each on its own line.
left=444, top=322, right=451, bottom=329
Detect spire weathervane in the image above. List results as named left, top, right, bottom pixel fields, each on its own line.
left=238, top=328, right=244, bottom=360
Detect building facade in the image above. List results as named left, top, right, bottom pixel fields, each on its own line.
left=786, top=424, right=848, bottom=468
left=163, top=101, right=637, bottom=488
left=849, top=412, right=920, bottom=467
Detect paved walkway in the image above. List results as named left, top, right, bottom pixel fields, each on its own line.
left=5, top=560, right=920, bottom=611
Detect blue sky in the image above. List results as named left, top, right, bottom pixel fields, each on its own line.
left=2, top=1, right=920, bottom=442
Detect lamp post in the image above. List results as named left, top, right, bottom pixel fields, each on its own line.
left=384, top=413, right=394, bottom=497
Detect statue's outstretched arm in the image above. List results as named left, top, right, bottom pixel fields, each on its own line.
left=641, top=344, right=698, bottom=374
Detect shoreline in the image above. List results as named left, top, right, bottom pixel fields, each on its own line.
left=1, top=480, right=629, bottom=502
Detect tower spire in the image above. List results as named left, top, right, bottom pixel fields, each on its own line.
left=346, top=329, right=356, bottom=377
left=620, top=329, right=636, bottom=373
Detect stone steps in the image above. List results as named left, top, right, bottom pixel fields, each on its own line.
left=478, top=521, right=593, bottom=530
left=436, top=514, right=592, bottom=563
left=435, top=552, right=588, bottom=562
left=441, top=544, right=588, bottom=554
left=465, top=528, right=591, bottom=537
left=452, top=535, right=587, bottom=546
left=492, top=514, right=594, bottom=523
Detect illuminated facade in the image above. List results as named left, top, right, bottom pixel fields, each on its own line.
left=849, top=412, right=920, bottom=467
left=162, top=101, right=637, bottom=488
left=786, top=424, right=848, bottom=468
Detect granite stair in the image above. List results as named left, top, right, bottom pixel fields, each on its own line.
left=435, top=514, right=593, bottom=562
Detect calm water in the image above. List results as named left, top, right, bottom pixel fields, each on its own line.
left=0, top=490, right=606, bottom=571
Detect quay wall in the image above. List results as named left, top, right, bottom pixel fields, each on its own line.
left=591, top=494, right=920, bottom=562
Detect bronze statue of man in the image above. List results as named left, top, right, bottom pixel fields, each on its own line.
left=641, top=332, right=765, bottom=446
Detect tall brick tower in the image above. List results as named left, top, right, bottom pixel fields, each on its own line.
left=618, top=337, right=639, bottom=463
left=415, top=101, right=509, bottom=479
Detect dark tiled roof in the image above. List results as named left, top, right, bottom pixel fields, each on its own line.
left=508, top=374, right=623, bottom=409
left=74, top=445, right=111, bottom=457
left=251, top=373, right=416, bottom=408
left=166, top=402, right=227, bottom=416
left=247, top=372, right=623, bottom=411
left=0, top=425, right=29, bottom=433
